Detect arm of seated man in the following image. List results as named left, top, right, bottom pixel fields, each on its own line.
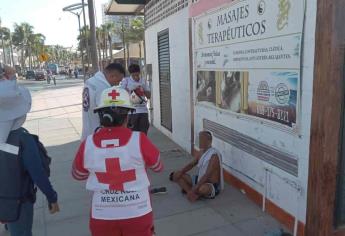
left=193, top=154, right=220, bottom=194
left=173, top=158, right=198, bottom=181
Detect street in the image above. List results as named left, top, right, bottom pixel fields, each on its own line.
left=0, top=79, right=285, bottom=236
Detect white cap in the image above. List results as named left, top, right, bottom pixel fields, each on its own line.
left=0, top=79, right=32, bottom=122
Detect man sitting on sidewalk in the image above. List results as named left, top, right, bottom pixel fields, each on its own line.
left=170, top=131, right=224, bottom=202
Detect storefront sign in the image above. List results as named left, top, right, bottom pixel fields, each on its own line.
left=194, top=0, right=304, bottom=129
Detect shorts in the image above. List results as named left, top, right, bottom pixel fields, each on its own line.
left=90, top=212, right=154, bottom=236
left=193, top=175, right=220, bottom=199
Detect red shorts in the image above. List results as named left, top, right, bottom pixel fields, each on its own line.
left=90, top=212, right=154, bottom=236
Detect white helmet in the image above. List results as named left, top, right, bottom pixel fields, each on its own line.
left=94, top=86, right=135, bottom=112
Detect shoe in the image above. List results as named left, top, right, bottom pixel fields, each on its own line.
left=150, top=187, right=167, bottom=195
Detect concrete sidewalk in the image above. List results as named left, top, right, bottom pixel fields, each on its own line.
left=0, top=80, right=285, bottom=236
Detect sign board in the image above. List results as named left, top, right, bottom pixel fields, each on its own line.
left=115, top=0, right=147, bottom=4
left=38, top=53, right=49, bottom=62
left=194, top=0, right=305, bottom=130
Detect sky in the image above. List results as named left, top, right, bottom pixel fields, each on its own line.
left=0, top=0, right=109, bottom=48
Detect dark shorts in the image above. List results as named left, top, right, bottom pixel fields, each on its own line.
left=128, top=113, right=150, bottom=134
left=193, top=175, right=220, bottom=199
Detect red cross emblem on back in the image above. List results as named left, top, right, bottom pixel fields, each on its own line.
left=108, top=90, right=120, bottom=100
left=95, top=158, right=136, bottom=191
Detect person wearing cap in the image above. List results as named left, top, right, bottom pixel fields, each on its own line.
left=72, top=86, right=163, bottom=236
left=0, top=76, right=59, bottom=236
left=81, top=63, right=126, bottom=141
left=120, top=64, right=151, bottom=134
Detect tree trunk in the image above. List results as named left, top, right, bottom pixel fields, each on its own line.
left=87, top=0, right=100, bottom=72
left=97, top=42, right=102, bottom=69
left=9, top=34, right=14, bottom=66
left=1, top=37, right=7, bottom=64
left=28, top=46, right=32, bottom=69
left=139, top=42, right=142, bottom=64
left=122, top=28, right=126, bottom=69
left=109, top=34, right=113, bottom=62
left=127, top=43, right=130, bottom=68
left=104, top=36, right=108, bottom=60
left=21, top=49, right=24, bottom=71
left=102, top=42, right=105, bottom=61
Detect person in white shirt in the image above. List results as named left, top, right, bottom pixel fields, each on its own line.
left=81, top=63, right=126, bottom=140
left=120, top=64, right=151, bottom=134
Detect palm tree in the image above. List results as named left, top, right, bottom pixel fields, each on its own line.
left=0, top=27, right=10, bottom=65
left=100, top=24, right=108, bottom=60
left=96, top=27, right=103, bottom=68
left=12, top=23, right=34, bottom=69
left=114, top=16, right=131, bottom=68
left=29, top=33, right=45, bottom=68
left=104, top=22, right=115, bottom=61
left=127, top=17, right=145, bottom=61
left=78, top=26, right=91, bottom=64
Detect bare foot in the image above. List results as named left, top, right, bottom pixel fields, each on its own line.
left=187, top=191, right=199, bottom=202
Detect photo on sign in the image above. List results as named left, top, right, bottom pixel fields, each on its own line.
left=197, top=71, right=216, bottom=105
left=247, top=72, right=298, bottom=127
left=216, top=71, right=249, bottom=113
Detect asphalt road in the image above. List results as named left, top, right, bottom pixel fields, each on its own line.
left=19, top=75, right=84, bottom=93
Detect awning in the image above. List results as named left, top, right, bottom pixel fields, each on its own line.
left=105, top=0, right=147, bottom=16
left=113, top=42, right=144, bottom=59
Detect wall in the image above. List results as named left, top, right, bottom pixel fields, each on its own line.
left=191, top=0, right=317, bottom=224
left=145, top=7, right=191, bottom=152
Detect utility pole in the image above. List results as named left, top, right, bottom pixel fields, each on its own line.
left=87, top=0, right=99, bottom=72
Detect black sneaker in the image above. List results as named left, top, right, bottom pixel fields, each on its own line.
left=150, top=187, right=167, bottom=195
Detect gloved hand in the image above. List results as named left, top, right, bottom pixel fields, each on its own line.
left=134, top=86, right=145, bottom=97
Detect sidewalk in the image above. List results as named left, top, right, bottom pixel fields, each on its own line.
left=0, top=80, right=285, bottom=236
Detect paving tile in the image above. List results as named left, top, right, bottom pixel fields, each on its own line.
left=234, top=216, right=286, bottom=236
left=155, top=208, right=227, bottom=236
left=152, top=182, right=206, bottom=219
left=191, top=224, right=246, bottom=236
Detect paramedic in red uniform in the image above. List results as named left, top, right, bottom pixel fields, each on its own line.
left=72, top=86, right=163, bottom=236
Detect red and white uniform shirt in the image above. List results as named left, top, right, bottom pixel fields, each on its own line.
left=72, top=127, right=163, bottom=220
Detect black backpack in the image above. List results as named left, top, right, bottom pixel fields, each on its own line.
left=0, top=128, right=51, bottom=222
left=30, top=133, right=51, bottom=177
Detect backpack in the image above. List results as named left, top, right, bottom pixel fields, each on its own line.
left=0, top=128, right=51, bottom=222
left=30, top=133, right=51, bottom=177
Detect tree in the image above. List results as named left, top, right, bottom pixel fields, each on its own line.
left=100, top=24, right=108, bottom=60
left=12, top=23, right=34, bottom=69
left=127, top=17, right=145, bottom=61
left=0, top=27, right=10, bottom=65
left=77, top=25, right=95, bottom=68
left=104, top=22, right=115, bottom=61
left=113, top=17, right=145, bottom=67
left=96, top=27, right=103, bottom=65
left=29, top=33, right=45, bottom=68
left=114, top=16, right=131, bottom=68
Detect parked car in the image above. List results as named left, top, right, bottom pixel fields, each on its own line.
left=25, top=70, right=36, bottom=80
left=35, top=70, right=47, bottom=80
